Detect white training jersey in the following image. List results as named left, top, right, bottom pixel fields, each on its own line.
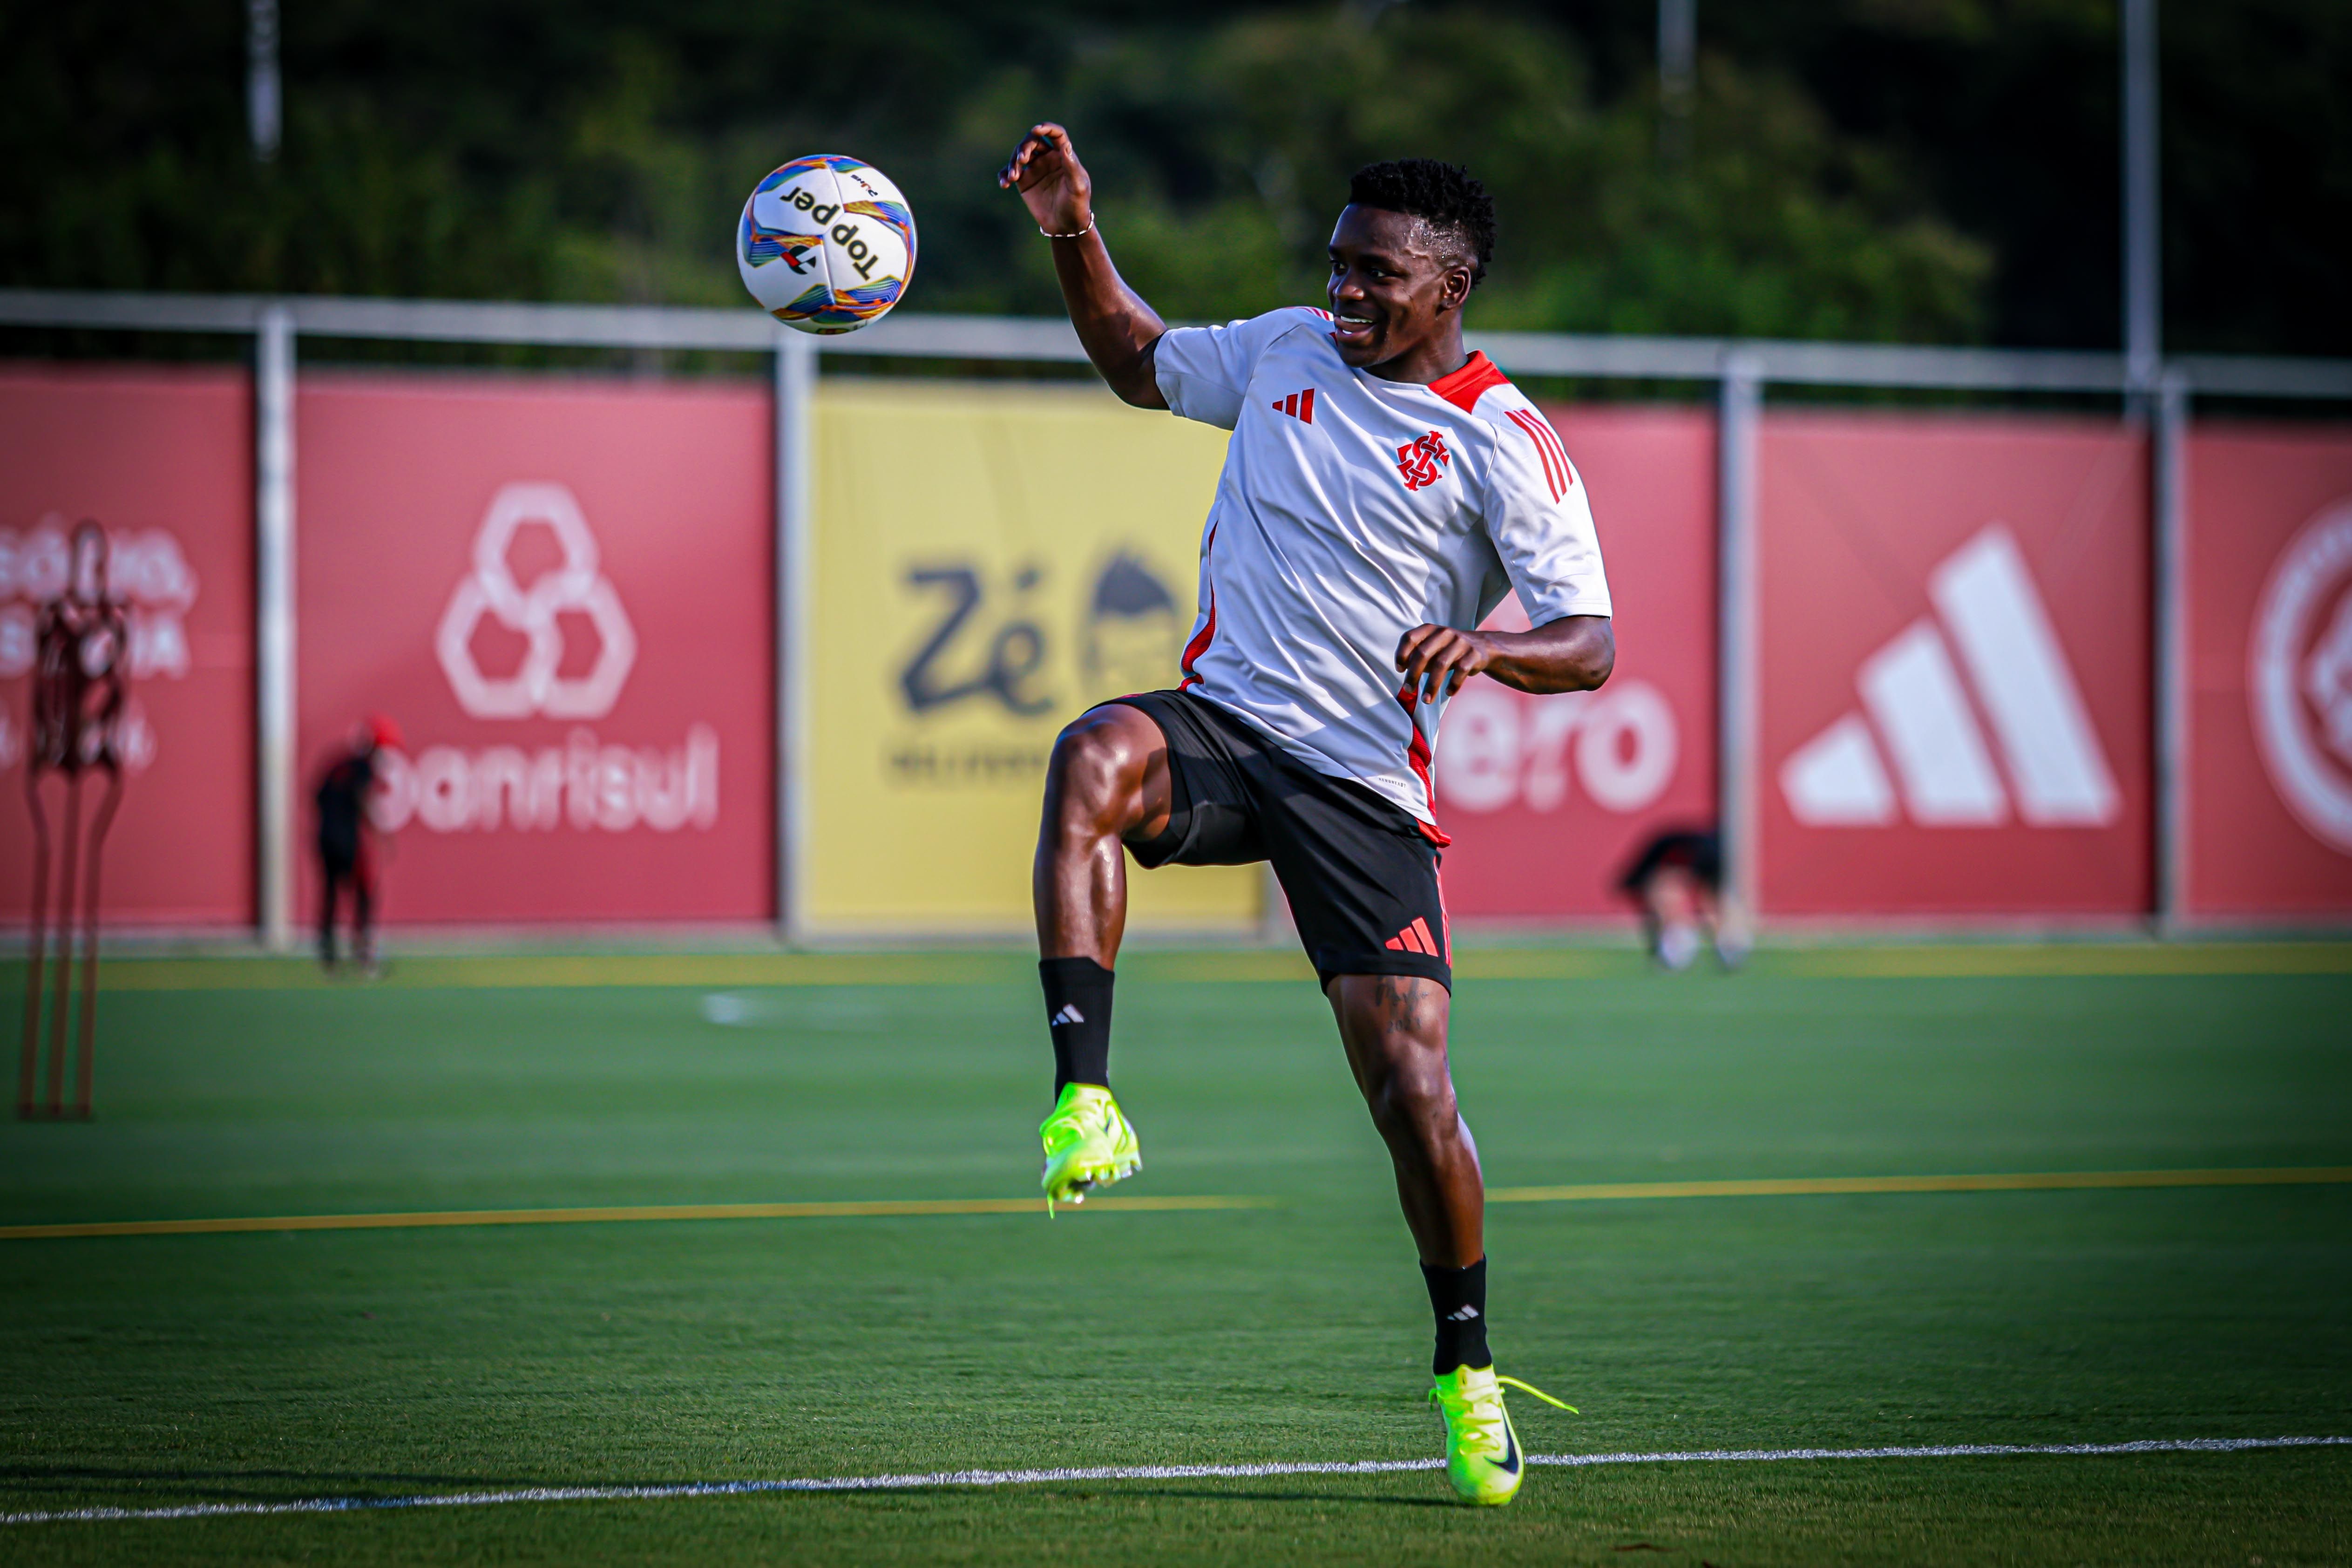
left=1153, top=305, right=1612, bottom=834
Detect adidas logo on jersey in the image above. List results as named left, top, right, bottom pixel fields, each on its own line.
left=1384, top=917, right=1445, bottom=957
left=1270, top=388, right=1316, bottom=424
left=1779, top=525, right=2120, bottom=828
left=1049, top=1005, right=1086, bottom=1026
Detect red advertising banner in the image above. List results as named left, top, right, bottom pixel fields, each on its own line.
left=2185, top=427, right=2352, bottom=917
left=1435, top=405, right=1717, bottom=920
left=0, top=365, right=255, bottom=928
left=296, top=372, right=773, bottom=926
left=1757, top=411, right=2150, bottom=917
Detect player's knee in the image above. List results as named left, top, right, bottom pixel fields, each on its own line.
left=1360, top=1052, right=1455, bottom=1145
left=1044, top=713, right=1137, bottom=831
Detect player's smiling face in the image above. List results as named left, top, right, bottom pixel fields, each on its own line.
left=1326, top=205, right=1472, bottom=374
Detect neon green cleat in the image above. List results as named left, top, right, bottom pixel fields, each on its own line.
left=1038, top=1083, right=1140, bottom=1210
left=1427, top=1364, right=1576, bottom=1506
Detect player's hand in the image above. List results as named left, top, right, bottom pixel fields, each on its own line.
left=1396, top=624, right=1492, bottom=706
left=999, top=123, right=1093, bottom=236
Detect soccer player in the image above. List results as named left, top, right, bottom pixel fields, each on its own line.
left=314, top=715, right=399, bottom=974
left=1616, top=826, right=1750, bottom=971
left=1001, top=124, right=1614, bottom=1505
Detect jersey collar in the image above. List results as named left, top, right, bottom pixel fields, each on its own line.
left=1424, top=351, right=1510, bottom=413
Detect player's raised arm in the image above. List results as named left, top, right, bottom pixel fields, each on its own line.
left=999, top=123, right=1167, bottom=409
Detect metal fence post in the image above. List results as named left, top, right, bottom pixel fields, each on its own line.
left=774, top=328, right=816, bottom=943
left=1717, top=351, right=1763, bottom=926
left=2122, top=0, right=2162, bottom=408
left=2152, top=367, right=2190, bottom=930
left=255, top=305, right=297, bottom=950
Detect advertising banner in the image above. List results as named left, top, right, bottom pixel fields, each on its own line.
left=806, top=381, right=1257, bottom=934
left=296, top=372, right=773, bottom=925
left=2185, top=427, right=2352, bottom=918
left=1757, top=412, right=2150, bottom=917
left=1433, top=405, right=1717, bottom=920
left=0, top=365, right=254, bottom=928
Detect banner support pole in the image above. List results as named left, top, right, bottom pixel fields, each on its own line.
left=774, top=329, right=816, bottom=944
left=2152, top=367, right=2189, bottom=930
left=255, top=304, right=297, bottom=951
left=2122, top=0, right=2162, bottom=410
left=1717, top=351, right=1762, bottom=929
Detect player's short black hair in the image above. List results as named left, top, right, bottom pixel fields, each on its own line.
left=1346, top=159, right=1496, bottom=286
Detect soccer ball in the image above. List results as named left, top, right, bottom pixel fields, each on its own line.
left=737, top=155, right=916, bottom=335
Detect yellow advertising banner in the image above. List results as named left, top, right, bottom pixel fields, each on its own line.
left=807, top=380, right=1261, bottom=933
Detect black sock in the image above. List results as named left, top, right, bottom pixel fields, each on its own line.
left=1422, top=1257, right=1490, bottom=1375
left=1040, top=957, right=1114, bottom=1096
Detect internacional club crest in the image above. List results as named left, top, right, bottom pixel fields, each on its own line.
left=1396, top=430, right=1451, bottom=492
left=2250, top=497, right=2352, bottom=854
left=434, top=483, right=637, bottom=720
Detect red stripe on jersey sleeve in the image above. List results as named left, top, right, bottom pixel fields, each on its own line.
left=1300, top=387, right=1315, bottom=424
left=1539, top=414, right=1573, bottom=487
left=1536, top=414, right=1573, bottom=486
left=1508, top=409, right=1567, bottom=501
left=1507, top=411, right=1553, bottom=496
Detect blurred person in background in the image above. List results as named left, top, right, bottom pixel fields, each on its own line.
left=315, top=715, right=400, bottom=974
left=1617, top=826, right=1747, bottom=971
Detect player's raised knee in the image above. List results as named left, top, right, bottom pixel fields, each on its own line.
left=1044, top=706, right=1148, bottom=829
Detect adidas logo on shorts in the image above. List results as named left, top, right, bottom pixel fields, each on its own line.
left=1384, top=917, right=1444, bottom=958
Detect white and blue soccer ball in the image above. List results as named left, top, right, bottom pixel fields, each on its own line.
left=737, top=154, right=916, bottom=335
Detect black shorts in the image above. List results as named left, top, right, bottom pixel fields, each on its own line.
left=1114, top=688, right=1451, bottom=991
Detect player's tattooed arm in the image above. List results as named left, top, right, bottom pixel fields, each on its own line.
left=999, top=122, right=1168, bottom=409
left=1394, top=615, right=1614, bottom=704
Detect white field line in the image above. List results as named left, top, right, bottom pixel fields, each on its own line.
left=4, top=1436, right=2344, bottom=1526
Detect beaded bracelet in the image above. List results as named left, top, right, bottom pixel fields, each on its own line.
left=1039, top=213, right=1098, bottom=240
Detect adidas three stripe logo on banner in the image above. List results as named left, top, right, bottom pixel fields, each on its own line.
left=1780, top=525, right=2120, bottom=828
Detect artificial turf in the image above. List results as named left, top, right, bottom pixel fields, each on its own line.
left=0, top=949, right=2346, bottom=1565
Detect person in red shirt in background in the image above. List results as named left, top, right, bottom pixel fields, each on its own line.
left=314, top=715, right=400, bottom=974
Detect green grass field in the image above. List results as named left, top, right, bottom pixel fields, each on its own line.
left=2, top=946, right=2348, bottom=1565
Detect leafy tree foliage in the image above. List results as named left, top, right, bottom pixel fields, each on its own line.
left=0, top=0, right=2341, bottom=351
